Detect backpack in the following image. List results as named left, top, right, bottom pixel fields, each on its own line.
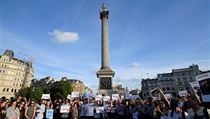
left=170, top=110, right=186, bottom=119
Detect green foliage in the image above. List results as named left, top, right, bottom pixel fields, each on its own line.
left=17, top=80, right=72, bottom=102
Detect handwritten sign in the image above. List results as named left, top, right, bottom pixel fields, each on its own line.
left=41, top=94, right=50, bottom=100
left=60, top=105, right=70, bottom=113
left=196, top=73, right=210, bottom=102
left=112, top=94, right=120, bottom=100
left=96, top=107, right=104, bottom=113
left=71, top=92, right=80, bottom=98
left=103, top=96, right=110, bottom=101
left=179, top=90, right=188, bottom=97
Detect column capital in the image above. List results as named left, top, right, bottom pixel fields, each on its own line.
left=100, top=11, right=109, bottom=19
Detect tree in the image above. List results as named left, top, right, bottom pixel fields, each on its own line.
left=53, top=80, right=72, bottom=100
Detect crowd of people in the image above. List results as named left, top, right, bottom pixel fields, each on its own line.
left=0, top=94, right=210, bottom=119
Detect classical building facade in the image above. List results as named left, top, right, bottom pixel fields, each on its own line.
left=141, top=64, right=203, bottom=97
left=0, top=50, right=34, bottom=98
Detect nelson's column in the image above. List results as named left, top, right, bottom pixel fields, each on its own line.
left=96, top=4, right=115, bottom=96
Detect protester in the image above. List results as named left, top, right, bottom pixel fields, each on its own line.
left=25, top=99, right=36, bottom=119
left=6, top=100, right=20, bottom=119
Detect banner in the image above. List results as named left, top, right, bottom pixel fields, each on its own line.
left=60, top=105, right=70, bottom=113
left=179, top=90, right=188, bottom=97
left=71, top=92, right=80, bottom=98
left=196, top=73, right=210, bottom=102
left=46, top=109, right=54, bottom=119
left=112, top=94, right=120, bottom=100
left=41, top=94, right=50, bottom=100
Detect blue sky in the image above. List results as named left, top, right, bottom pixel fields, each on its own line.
left=0, top=0, right=209, bottom=92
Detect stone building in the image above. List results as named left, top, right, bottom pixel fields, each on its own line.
left=141, top=64, right=202, bottom=97
left=141, top=78, right=159, bottom=97
left=0, top=50, right=34, bottom=98
left=32, top=76, right=92, bottom=95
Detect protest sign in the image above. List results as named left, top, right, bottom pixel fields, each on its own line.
left=125, top=94, right=132, bottom=99
left=179, top=90, right=188, bottom=97
left=164, top=94, right=172, bottom=98
left=46, top=109, right=54, bottom=119
left=131, top=95, right=140, bottom=99
left=96, top=107, right=104, bottom=113
left=67, top=94, right=71, bottom=99
left=112, top=94, right=120, bottom=100
left=60, top=105, right=70, bottom=113
left=196, top=72, right=210, bottom=102
left=103, top=96, right=110, bottom=101
left=120, top=95, right=125, bottom=99
left=71, top=92, right=80, bottom=98
left=41, top=94, right=50, bottom=100
left=190, top=81, right=199, bottom=92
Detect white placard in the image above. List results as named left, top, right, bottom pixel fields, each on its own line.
left=190, top=81, right=199, bottom=92
left=95, top=95, right=103, bottom=101
left=60, top=105, right=70, bottom=113
left=164, top=94, right=172, bottom=98
left=131, top=95, right=140, bottom=99
left=179, top=90, right=188, bottom=97
left=125, top=94, right=132, bottom=99
left=196, top=73, right=210, bottom=102
left=103, top=96, right=110, bottom=101
left=112, top=94, right=120, bottom=100
left=153, top=96, right=160, bottom=100
left=46, top=109, right=54, bottom=119
left=67, top=94, right=71, bottom=99
left=41, top=94, right=50, bottom=100
left=120, top=95, right=125, bottom=99
left=71, top=92, right=80, bottom=98
left=96, top=107, right=104, bottom=113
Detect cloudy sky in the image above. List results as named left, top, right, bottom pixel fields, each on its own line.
left=0, top=0, right=209, bottom=92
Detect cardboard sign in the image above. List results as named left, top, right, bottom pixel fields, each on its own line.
left=71, top=92, right=80, bottom=98
left=112, top=94, right=120, bottom=100
left=46, top=109, right=54, bottom=119
left=60, top=105, right=70, bottom=113
left=196, top=73, right=210, bottom=102
left=179, top=90, right=188, bottom=97
left=95, top=95, right=103, bottom=101
left=103, top=96, right=110, bottom=101
left=41, top=94, right=50, bottom=100
left=67, top=94, right=71, bottom=99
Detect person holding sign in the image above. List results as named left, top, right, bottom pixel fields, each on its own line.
left=60, top=99, right=70, bottom=119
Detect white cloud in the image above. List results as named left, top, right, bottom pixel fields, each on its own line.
left=129, top=62, right=140, bottom=68
left=49, top=29, right=79, bottom=43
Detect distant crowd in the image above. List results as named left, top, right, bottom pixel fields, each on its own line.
left=0, top=94, right=210, bottom=119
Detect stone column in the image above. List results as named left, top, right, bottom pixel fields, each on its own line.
left=100, top=7, right=110, bottom=70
